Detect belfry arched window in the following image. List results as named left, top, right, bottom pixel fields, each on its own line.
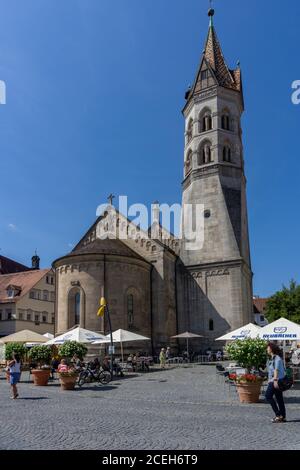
left=186, top=118, right=193, bottom=143
left=185, top=149, right=192, bottom=176
left=198, top=141, right=213, bottom=165
left=199, top=108, right=213, bottom=133
left=221, top=110, right=231, bottom=131
left=223, top=145, right=231, bottom=162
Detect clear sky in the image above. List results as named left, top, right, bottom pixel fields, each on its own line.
left=0, top=0, right=299, bottom=297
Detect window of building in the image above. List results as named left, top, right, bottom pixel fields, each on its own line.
left=51, top=277, right=54, bottom=285
left=221, top=113, right=231, bottom=131
left=186, top=118, right=193, bottom=143
left=198, top=141, right=213, bottom=165
left=7, top=288, right=14, bottom=298
left=43, top=290, right=48, bottom=301
left=19, top=312, right=23, bottom=320
left=7, top=310, right=12, bottom=320
left=204, top=209, right=211, bottom=219
left=0, top=310, right=2, bottom=320
left=50, top=292, right=55, bottom=302
left=185, top=149, right=193, bottom=176
left=209, top=319, right=214, bottom=331
left=36, top=290, right=41, bottom=300
left=223, top=145, right=231, bottom=162
left=127, top=294, right=134, bottom=328
left=35, top=314, right=39, bottom=322
left=29, top=291, right=35, bottom=299
left=27, top=313, right=31, bottom=321
left=42, top=315, right=47, bottom=323
left=52, top=316, right=55, bottom=324
left=75, top=292, right=81, bottom=325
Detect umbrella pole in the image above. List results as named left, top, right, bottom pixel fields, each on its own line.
left=121, top=341, right=124, bottom=364
left=104, top=304, right=114, bottom=380
left=187, top=337, right=189, bottom=362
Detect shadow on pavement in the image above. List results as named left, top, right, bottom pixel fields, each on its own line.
left=17, top=397, right=49, bottom=400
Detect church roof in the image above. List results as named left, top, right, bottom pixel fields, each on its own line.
left=70, top=238, right=147, bottom=262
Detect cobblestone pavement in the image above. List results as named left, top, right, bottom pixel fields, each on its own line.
left=0, top=365, right=299, bottom=450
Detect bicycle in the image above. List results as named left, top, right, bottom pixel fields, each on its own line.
left=77, top=363, right=111, bottom=387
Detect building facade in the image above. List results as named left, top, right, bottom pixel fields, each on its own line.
left=0, top=269, right=55, bottom=337
left=53, top=10, right=253, bottom=354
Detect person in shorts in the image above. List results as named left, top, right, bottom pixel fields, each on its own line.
left=8, top=353, right=21, bottom=399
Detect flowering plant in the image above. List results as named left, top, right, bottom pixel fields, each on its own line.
left=230, top=373, right=263, bottom=384
left=226, top=338, right=267, bottom=370
left=58, top=368, right=78, bottom=377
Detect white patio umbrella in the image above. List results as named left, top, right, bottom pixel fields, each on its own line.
left=93, top=329, right=150, bottom=363
left=216, top=323, right=261, bottom=341
left=258, top=317, right=300, bottom=341
left=43, top=333, right=54, bottom=340
left=45, top=327, right=107, bottom=345
left=171, top=331, right=203, bottom=358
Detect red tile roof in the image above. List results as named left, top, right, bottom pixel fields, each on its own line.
left=0, top=269, right=50, bottom=303
left=253, top=298, right=268, bottom=314
left=0, top=255, right=30, bottom=275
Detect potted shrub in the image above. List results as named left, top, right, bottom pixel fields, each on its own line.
left=58, top=369, right=79, bottom=390
left=29, top=345, right=52, bottom=386
left=5, top=343, right=27, bottom=382
left=58, top=341, right=87, bottom=390
left=226, top=338, right=267, bottom=403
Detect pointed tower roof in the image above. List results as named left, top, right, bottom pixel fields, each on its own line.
left=185, top=8, right=243, bottom=104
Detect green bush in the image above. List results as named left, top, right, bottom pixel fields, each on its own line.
left=5, top=342, right=27, bottom=361
left=58, top=341, right=87, bottom=360
left=226, top=338, right=268, bottom=370
left=28, top=345, right=52, bottom=366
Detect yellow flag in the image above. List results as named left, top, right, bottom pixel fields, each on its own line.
left=97, top=297, right=106, bottom=317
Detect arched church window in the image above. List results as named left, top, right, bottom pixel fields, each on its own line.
left=209, top=319, right=214, bottom=331
left=75, top=292, right=81, bottom=325
left=199, top=108, right=213, bottom=133
left=198, top=141, right=213, bottom=165
left=127, top=294, right=134, bottom=328
left=223, top=145, right=231, bottom=162
left=186, top=118, right=193, bottom=143
left=221, top=111, right=231, bottom=131
left=185, top=149, right=192, bottom=176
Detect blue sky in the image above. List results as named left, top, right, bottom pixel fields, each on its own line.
left=0, top=0, right=299, bottom=297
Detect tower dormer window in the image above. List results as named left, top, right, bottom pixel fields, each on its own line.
left=198, top=141, right=213, bottom=165
left=223, top=145, right=231, bottom=162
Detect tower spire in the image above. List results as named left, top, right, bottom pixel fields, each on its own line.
left=208, top=1, right=214, bottom=28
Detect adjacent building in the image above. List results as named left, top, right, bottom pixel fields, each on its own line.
left=0, top=269, right=55, bottom=337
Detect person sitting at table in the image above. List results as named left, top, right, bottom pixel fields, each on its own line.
left=102, top=356, right=110, bottom=372
left=50, top=357, right=60, bottom=379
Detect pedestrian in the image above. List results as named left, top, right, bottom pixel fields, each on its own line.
left=265, top=342, right=286, bottom=423
left=165, top=347, right=172, bottom=366
left=8, top=353, right=21, bottom=399
left=159, top=348, right=166, bottom=369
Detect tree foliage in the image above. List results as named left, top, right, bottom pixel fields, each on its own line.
left=58, top=341, right=87, bottom=360
left=28, top=345, right=52, bottom=365
left=265, top=280, right=300, bottom=323
left=5, top=342, right=27, bottom=361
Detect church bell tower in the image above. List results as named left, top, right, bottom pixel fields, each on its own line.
left=179, top=8, right=253, bottom=340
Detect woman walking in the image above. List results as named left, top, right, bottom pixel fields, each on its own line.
left=8, top=353, right=21, bottom=399
left=159, top=348, right=166, bottom=369
left=265, top=342, right=286, bottom=423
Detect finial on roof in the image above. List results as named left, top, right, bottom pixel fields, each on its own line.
left=237, top=60, right=241, bottom=68
left=208, top=0, right=215, bottom=27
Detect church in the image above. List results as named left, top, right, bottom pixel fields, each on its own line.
left=53, top=9, right=253, bottom=354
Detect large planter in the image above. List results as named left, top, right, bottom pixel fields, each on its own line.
left=59, top=374, right=78, bottom=391
left=236, top=382, right=262, bottom=403
left=31, top=369, right=51, bottom=386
